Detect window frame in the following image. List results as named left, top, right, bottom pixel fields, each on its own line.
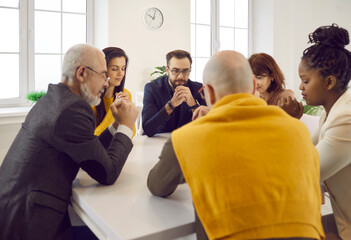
left=191, top=0, right=252, bottom=83
left=0, top=0, right=93, bottom=107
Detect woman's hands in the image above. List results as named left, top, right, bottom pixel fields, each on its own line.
left=278, top=96, right=304, bottom=119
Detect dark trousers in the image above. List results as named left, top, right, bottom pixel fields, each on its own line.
left=73, top=226, right=98, bottom=240
left=322, top=214, right=341, bottom=240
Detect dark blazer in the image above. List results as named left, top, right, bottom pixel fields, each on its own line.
left=142, top=76, right=206, bottom=137
left=0, top=83, right=133, bottom=240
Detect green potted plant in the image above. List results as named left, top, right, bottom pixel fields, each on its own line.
left=26, top=90, right=46, bottom=104
left=302, top=100, right=323, bottom=116
left=150, top=66, right=167, bottom=81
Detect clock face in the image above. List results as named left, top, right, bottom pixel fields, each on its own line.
left=143, top=7, right=164, bottom=29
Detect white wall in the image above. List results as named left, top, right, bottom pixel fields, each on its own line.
left=107, top=0, right=190, bottom=94
left=252, top=0, right=351, bottom=99
left=0, top=123, right=21, bottom=165
left=251, top=0, right=274, bottom=56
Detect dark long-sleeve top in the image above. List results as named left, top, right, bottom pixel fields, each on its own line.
left=142, top=76, right=206, bottom=137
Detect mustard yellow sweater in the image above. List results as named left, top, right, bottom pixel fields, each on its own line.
left=92, top=88, right=136, bottom=137
left=172, top=93, right=324, bottom=240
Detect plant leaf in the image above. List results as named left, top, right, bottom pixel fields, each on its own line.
left=26, top=90, right=46, bottom=102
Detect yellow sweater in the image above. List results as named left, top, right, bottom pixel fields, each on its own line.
left=172, top=93, right=324, bottom=240
left=92, top=88, right=136, bottom=137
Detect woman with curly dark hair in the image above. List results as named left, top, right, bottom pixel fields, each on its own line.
left=299, top=23, right=351, bottom=239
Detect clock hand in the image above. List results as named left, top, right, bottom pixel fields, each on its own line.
left=153, top=10, right=156, bottom=18
left=148, top=14, right=154, bottom=20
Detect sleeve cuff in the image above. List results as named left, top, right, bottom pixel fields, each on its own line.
left=108, top=124, right=133, bottom=139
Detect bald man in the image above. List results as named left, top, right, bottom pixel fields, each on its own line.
left=147, top=51, right=324, bottom=240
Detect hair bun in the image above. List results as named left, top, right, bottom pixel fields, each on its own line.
left=308, top=23, right=350, bottom=49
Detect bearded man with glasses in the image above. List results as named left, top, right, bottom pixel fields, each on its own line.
left=142, top=49, right=206, bottom=137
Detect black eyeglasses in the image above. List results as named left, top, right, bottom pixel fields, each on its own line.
left=85, top=66, right=110, bottom=82
left=167, top=67, right=191, bottom=76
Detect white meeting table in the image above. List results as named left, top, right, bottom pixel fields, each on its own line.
left=71, top=133, right=195, bottom=240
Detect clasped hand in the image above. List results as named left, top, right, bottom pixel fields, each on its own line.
left=192, top=106, right=210, bottom=120
left=110, top=98, right=138, bottom=130
left=278, top=96, right=304, bottom=119
left=115, top=92, right=130, bottom=101
left=170, top=86, right=196, bottom=108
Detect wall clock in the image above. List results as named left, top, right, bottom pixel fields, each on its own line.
left=143, top=7, right=164, bottom=30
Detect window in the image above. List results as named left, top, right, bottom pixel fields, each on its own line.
left=0, top=0, right=92, bottom=107
left=190, top=0, right=250, bottom=83
left=0, top=1, right=21, bottom=102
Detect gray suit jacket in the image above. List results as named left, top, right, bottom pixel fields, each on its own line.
left=0, top=83, right=133, bottom=240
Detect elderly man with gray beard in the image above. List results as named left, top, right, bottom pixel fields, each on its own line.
left=0, top=43, right=139, bottom=240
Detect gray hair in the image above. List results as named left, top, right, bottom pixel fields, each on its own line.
left=61, top=44, right=104, bottom=84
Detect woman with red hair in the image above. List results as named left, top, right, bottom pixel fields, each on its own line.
left=249, top=53, right=303, bottom=118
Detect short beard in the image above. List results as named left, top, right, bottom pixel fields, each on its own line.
left=80, top=82, right=101, bottom=106
left=169, top=79, right=186, bottom=90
